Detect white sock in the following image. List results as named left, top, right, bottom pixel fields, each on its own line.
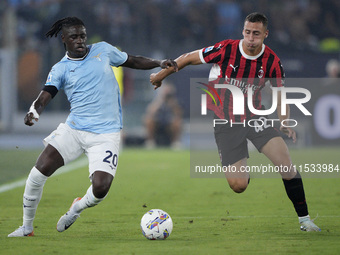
left=298, top=215, right=310, bottom=223
left=23, top=167, right=48, bottom=229
left=72, top=186, right=104, bottom=214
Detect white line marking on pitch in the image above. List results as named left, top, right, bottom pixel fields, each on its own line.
left=0, top=157, right=88, bottom=194
left=176, top=215, right=340, bottom=219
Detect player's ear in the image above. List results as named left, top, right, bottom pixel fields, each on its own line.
left=265, top=30, right=269, bottom=38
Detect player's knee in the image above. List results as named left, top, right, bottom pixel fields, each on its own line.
left=93, top=184, right=109, bottom=198
left=92, top=172, right=114, bottom=198
left=92, top=181, right=112, bottom=198
left=228, top=179, right=248, bottom=193
left=35, top=145, right=64, bottom=176
left=35, top=159, right=58, bottom=177
left=230, top=185, right=247, bottom=193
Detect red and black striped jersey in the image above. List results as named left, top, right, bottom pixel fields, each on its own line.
left=199, top=39, right=285, bottom=122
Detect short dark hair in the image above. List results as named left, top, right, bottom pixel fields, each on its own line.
left=45, top=17, right=85, bottom=38
left=245, top=12, right=268, bottom=28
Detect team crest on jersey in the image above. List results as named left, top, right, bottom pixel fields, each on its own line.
left=204, top=46, right=214, bottom=53
left=258, top=67, right=264, bottom=78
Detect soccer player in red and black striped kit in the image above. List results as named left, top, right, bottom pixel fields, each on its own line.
left=150, top=12, right=320, bottom=232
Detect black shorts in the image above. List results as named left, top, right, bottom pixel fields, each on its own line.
left=214, top=117, right=281, bottom=166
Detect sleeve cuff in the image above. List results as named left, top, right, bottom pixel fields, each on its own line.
left=198, top=49, right=206, bottom=64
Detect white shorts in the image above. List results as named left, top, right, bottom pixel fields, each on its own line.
left=44, top=123, right=120, bottom=178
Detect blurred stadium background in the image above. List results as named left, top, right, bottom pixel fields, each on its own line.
left=0, top=0, right=339, bottom=150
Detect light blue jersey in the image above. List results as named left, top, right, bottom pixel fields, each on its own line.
left=45, top=42, right=128, bottom=133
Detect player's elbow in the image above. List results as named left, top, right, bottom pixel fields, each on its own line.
left=177, top=50, right=201, bottom=68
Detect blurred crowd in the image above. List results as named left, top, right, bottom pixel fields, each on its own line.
left=0, top=0, right=339, bottom=112
left=0, top=0, right=339, bottom=145
left=1, top=0, right=340, bottom=55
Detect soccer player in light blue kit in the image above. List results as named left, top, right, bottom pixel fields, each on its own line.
left=8, top=17, right=178, bottom=237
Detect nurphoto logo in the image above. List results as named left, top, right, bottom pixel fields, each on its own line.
left=199, top=82, right=312, bottom=128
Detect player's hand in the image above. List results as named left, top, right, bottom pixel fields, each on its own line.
left=160, top=59, right=178, bottom=72
left=24, top=112, right=38, bottom=126
left=150, top=73, right=162, bottom=90
left=280, top=126, right=296, bottom=143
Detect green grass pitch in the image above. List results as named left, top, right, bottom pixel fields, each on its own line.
left=0, top=148, right=339, bottom=255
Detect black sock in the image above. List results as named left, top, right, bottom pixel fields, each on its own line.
left=282, top=171, right=309, bottom=217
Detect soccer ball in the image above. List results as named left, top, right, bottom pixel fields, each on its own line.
left=140, top=209, right=173, bottom=240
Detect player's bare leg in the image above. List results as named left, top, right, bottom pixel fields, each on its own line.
left=8, top=145, right=64, bottom=237
left=224, top=157, right=249, bottom=193
left=261, top=137, right=321, bottom=232
left=261, top=137, right=296, bottom=179
left=92, top=171, right=114, bottom=198
left=36, top=144, right=64, bottom=177
left=57, top=171, right=113, bottom=232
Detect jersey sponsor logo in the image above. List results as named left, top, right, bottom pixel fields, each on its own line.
left=225, top=75, right=260, bottom=94
left=204, top=46, right=214, bottom=53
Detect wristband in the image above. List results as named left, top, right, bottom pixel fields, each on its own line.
left=29, top=101, right=40, bottom=119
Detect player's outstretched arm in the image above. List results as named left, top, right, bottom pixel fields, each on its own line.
left=277, top=91, right=296, bottom=143
left=24, top=91, right=52, bottom=126
left=121, top=55, right=178, bottom=70
left=150, top=50, right=202, bottom=89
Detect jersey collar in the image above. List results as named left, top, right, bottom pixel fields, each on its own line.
left=239, top=39, right=265, bottom=60
left=66, top=47, right=89, bottom=61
